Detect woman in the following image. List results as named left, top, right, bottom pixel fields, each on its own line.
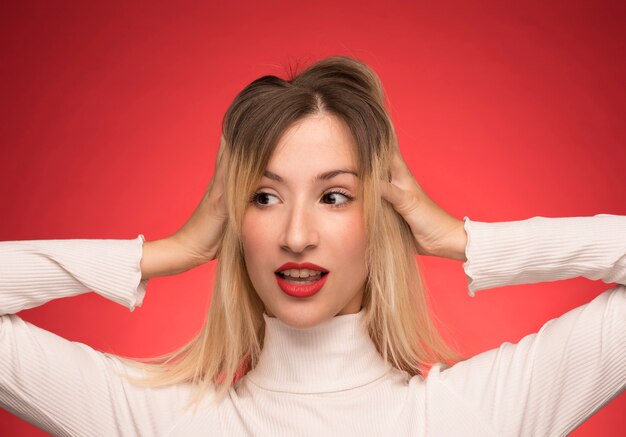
left=1, top=55, right=624, bottom=436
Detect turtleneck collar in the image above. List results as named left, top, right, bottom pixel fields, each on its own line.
left=244, top=308, right=393, bottom=394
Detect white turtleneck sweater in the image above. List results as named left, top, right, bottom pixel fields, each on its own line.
left=1, top=215, right=625, bottom=436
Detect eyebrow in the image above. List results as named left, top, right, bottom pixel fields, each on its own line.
left=263, top=168, right=360, bottom=183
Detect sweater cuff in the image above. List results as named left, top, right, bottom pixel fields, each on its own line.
left=98, top=233, right=147, bottom=311
left=51, top=233, right=149, bottom=311
left=129, top=234, right=148, bottom=311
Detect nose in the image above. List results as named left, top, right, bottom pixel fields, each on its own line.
left=279, top=202, right=319, bottom=254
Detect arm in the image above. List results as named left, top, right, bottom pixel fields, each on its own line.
left=140, top=236, right=209, bottom=280
left=138, top=205, right=230, bottom=280
left=429, top=218, right=468, bottom=262
left=0, top=235, right=147, bottom=315
left=434, top=214, right=626, bottom=436
left=0, top=236, right=188, bottom=436
left=462, top=214, right=626, bottom=296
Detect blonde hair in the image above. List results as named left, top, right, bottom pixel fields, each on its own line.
left=111, top=55, right=467, bottom=413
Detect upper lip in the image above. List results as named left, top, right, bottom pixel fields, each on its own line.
left=275, top=262, right=329, bottom=273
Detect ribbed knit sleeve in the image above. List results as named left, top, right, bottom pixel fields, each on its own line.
left=0, top=236, right=191, bottom=436
left=437, top=214, right=626, bottom=436
left=462, top=214, right=626, bottom=297
left=0, top=235, right=148, bottom=315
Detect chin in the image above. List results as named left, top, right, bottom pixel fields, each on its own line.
left=265, top=304, right=332, bottom=329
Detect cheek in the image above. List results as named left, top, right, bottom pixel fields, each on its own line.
left=241, top=211, right=267, bottom=261
left=345, top=217, right=367, bottom=260
left=241, top=210, right=280, bottom=285
left=329, top=210, right=367, bottom=266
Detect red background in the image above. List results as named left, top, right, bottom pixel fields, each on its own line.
left=1, top=1, right=625, bottom=435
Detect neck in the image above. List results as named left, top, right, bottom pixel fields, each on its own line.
left=244, top=308, right=392, bottom=393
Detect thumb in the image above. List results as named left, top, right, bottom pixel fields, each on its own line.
left=380, top=180, right=402, bottom=206
left=380, top=179, right=418, bottom=216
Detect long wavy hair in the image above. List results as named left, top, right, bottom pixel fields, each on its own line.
left=111, top=55, right=467, bottom=413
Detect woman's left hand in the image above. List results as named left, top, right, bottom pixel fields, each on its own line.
left=380, top=146, right=468, bottom=261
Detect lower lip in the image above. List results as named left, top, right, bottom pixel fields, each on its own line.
left=275, top=273, right=329, bottom=298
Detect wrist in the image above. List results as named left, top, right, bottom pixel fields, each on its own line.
left=168, top=233, right=214, bottom=268
left=140, top=237, right=206, bottom=280
left=431, top=220, right=468, bottom=261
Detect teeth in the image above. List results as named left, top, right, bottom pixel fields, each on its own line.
left=281, top=269, right=323, bottom=278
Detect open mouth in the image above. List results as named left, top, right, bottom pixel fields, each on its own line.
left=275, top=271, right=329, bottom=283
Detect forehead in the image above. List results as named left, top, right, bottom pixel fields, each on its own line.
left=265, top=114, right=358, bottom=182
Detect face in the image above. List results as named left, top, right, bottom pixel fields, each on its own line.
left=241, top=113, right=368, bottom=329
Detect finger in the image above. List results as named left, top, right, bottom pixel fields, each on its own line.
left=216, top=136, right=232, bottom=175
left=380, top=179, right=405, bottom=208
left=388, top=149, right=420, bottom=192
left=381, top=179, right=426, bottom=253
left=389, top=144, right=411, bottom=174
left=207, top=136, right=229, bottom=194
left=215, top=135, right=227, bottom=168
left=388, top=149, right=402, bottom=182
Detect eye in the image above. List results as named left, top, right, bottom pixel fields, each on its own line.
left=321, top=190, right=354, bottom=208
left=248, top=192, right=279, bottom=208
left=248, top=190, right=354, bottom=209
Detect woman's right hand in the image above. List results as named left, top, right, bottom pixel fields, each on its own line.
left=140, top=135, right=229, bottom=279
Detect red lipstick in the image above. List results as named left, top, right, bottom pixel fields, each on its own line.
left=275, top=262, right=329, bottom=273
left=275, top=262, right=329, bottom=298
